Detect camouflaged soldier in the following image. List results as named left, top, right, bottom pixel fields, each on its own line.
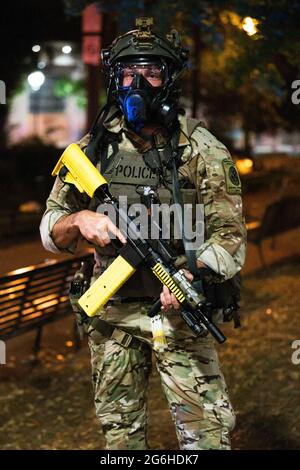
left=40, top=18, right=246, bottom=450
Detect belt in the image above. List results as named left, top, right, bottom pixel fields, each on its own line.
left=90, top=317, right=147, bottom=352
left=90, top=298, right=155, bottom=351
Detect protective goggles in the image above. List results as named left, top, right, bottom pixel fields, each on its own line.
left=114, top=61, right=167, bottom=88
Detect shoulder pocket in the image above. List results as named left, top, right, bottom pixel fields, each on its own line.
left=200, top=148, right=243, bottom=220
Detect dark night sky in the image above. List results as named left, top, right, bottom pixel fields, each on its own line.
left=0, top=0, right=80, bottom=46
left=0, top=1, right=82, bottom=147
left=0, top=1, right=81, bottom=93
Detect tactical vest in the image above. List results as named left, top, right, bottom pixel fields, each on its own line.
left=88, top=122, right=199, bottom=298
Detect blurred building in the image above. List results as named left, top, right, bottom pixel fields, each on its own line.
left=7, top=41, right=86, bottom=148
left=227, top=123, right=300, bottom=156
left=253, top=131, right=300, bottom=156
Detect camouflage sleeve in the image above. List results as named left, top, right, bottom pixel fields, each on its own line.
left=39, top=133, right=91, bottom=254
left=181, top=127, right=247, bottom=280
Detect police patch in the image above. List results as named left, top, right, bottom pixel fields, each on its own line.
left=229, top=166, right=240, bottom=186
left=222, top=159, right=242, bottom=195
left=103, top=150, right=159, bottom=186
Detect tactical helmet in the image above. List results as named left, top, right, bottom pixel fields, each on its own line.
left=101, top=18, right=189, bottom=69
left=101, top=18, right=189, bottom=131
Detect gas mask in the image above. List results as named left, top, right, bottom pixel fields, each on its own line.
left=112, top=60, right=179, bottom=132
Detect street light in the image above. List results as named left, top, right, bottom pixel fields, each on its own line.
left=37, top=61, right=46, bottom=70
left=242, top=17, right=258, bottom=36
left=62, top=45, right=72, bottom=54
left=32, top=44, right=41, bottom=53
left=27, top=71, right=45, bottom=91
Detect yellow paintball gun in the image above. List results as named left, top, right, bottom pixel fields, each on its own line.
left=52, top=143, right=226, bottom=343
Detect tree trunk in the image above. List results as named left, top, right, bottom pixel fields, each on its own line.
left=86, top=64, right=101, bottom=131
left=244, top=127, right=252, bottom=154
left=85, top=12, right=117, bottom=132
left=0, top=106, right=8, bottom=148
left=191, top=25, right=201, bottom=118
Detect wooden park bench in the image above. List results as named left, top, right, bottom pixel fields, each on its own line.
left=0, top=254, right=93, bottom=355
left=247, top=196, right=300, bottom=266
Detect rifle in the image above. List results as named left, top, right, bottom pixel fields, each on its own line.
left=52, top=143, right=226, bottom=344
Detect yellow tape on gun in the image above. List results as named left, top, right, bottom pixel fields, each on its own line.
left=78, top=255, right=136, bottom=317
left=52, top=144, right=137, bottom=317
left=52, top=143, right=107, bottom=198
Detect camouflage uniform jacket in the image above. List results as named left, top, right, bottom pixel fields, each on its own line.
left=40, top=111, right=247, bottom=282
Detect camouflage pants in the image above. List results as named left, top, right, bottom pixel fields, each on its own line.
left=88, top=302, right=235, bottom=450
